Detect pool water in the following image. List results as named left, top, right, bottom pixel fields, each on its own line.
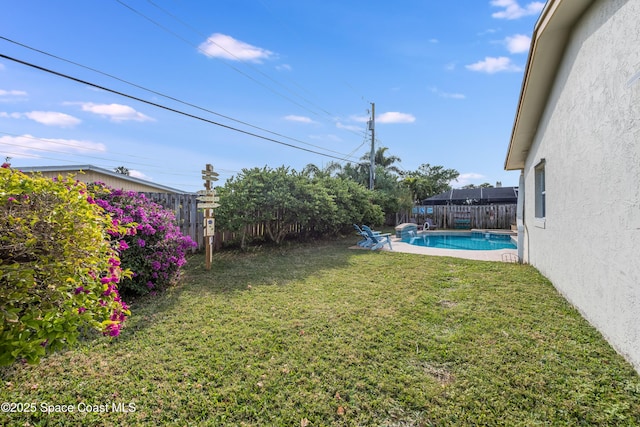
left=403, top=232, right=516, bottom=251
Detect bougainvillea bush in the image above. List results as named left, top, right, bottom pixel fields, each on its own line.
left=88, top=184, right=197, bottom=297
left=0, top=167, right=131, bottom=366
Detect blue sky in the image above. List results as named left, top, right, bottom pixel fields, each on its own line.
left=0, top=0, right=545, bottom=192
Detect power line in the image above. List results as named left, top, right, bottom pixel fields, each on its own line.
left=141, top=0, right=336, bottom=120
left=114, top=0, right=334, bottom=121
left=120, top=0, right=368, bottom=141
left=0, top=36, right=363, bottom=157
left=0, top=52, right=360, bottom=162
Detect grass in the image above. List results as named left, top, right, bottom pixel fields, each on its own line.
left=2, top=236, right=640, bottom=426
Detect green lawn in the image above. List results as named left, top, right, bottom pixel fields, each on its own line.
left=2, top=237, right=640, bottom=426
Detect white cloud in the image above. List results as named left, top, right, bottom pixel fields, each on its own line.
left=336, top=122, right=363, bottom=132
left=377, top=112, right=416, bottom=124
left=0, top=134, right=106, bottom=158
left=25, top=111, right=81, bottom=127
left=466, top=56, right=522, bottom=73
left=198, top=33, right=274, bottom=63
left=491, top=0, right=545, bottom=20
left=276, top=64, right=292, bottom=71
left=77, top=102, right=154, bottom=122
left=453, top=172, right=486, bottom=187
left=0, top=89, right=28, bottom=103
left=430, top=87, right=466, bottom=99
left=1, top=111, right=81, bottom=127
left=129, top=169, right=151, bottom=180
left=349, top=115, right=369, bottom=123
left=284, top=115, right=314, bottom=123
left=478, top=28, right=499, bottom=36
left=0, top=89, right=28, bottom=97
left=505, top=34, right=531, bottom=53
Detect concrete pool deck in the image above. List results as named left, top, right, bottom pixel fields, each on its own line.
left=351, top=230, right=520, bottom=262
left=387, top=237, right=519, bottom=262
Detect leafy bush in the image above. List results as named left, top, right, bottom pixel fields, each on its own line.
left=215, top=166, right=384, bottom=247
left=88, top=185, right=197, bottom=297
left=316, top=176, right=384, bottom=232
left=0, top=167, right=131, bottom=366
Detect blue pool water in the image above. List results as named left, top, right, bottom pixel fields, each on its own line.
left=403, top=232, right=516, bottom=251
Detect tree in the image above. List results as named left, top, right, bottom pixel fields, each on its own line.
left=400, top=163, right=460, bottom=202
left=301, top=162, right=343, bottom=179
left=114, top=166, right=130, bottom=176
left=462, top=183, right=493, bottom=189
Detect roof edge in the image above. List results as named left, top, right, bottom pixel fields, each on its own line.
left=504, top=0, right=595, bottom=171
left=18, top=164, right=189, bottom=194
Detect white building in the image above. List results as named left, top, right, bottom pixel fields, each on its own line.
left=505, top=0, right=640, bottom=372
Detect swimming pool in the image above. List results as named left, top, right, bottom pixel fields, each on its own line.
left=403, top=231, right=517, bottom=251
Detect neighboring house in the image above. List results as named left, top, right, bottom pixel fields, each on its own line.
left=421, top=187, right=518, bottom=206
left=505, top=0, right=640, bottom=371
left=20, top=164, right=188, bottom=194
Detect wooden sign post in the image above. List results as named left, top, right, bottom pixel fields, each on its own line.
left=199, top=164, right=220, bottom=270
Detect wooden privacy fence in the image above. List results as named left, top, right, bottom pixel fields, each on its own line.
left=143, top=193, right=517, bottom=251
left=142, top=192, right=204, bottom=250
left=142, top=193, right=300, bottom=251
left=398, top=204, right=517, bottom=230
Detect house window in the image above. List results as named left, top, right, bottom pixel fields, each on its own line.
left=534, top=160, right=546, bottom=219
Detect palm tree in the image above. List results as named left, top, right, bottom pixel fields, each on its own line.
left=301, top=161, right=345, bottom=179
left=360, top=146, right=402, bottom=175
left=114, top=166, right=130, bottom=176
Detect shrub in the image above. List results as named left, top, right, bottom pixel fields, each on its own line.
left=88, top=185, right=197, bottom=297
left=316, top=176, right=385, bottom=231
left=215, top=167, right=385, bottom=247
left=0, top=168, right=131, bottom=366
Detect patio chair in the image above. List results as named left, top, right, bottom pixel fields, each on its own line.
left=361, top=225, right=393, bottom=251
left=353, top=224, right=373, bottom=247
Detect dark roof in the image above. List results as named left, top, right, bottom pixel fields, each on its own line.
left=421, top=187, right=518, bottom=205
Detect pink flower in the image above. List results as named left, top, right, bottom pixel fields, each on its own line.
left=78, top=307, right=86, bottom=314
left=104, top=324, right=121, bottom=337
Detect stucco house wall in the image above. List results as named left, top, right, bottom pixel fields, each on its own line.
left=509, top=0, right=640, bottom=372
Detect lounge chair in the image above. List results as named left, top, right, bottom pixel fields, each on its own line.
left=353, top=224, right=372, bottom=247
left=361, top=225, right=393, bottom=251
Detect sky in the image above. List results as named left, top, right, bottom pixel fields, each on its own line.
left=0, top=0, right=546, bottom=193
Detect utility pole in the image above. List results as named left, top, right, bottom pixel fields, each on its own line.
left=369, top=102, right=375, bottom=190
